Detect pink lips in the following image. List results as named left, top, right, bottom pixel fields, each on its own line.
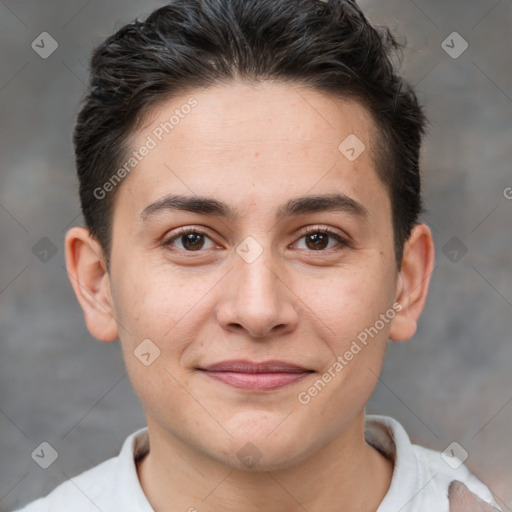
left=198, top=360, right=314, bottom=391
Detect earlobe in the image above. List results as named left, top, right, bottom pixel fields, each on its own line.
left=64, top=227, right=119, bottom=342
left=389, top=224, right=435, bottom=342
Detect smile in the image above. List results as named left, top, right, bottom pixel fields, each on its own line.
left=197, top=360, right=315, bottom=391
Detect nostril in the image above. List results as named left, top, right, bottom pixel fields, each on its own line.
left=228, top=323, right=244, bottom=330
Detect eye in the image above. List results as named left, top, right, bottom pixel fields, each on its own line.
left=294, top=227, right=348, bottom=251
left=163, top=228, right=217, bottom=251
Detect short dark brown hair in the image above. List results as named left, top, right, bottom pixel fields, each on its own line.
left=73, top=0, right=428, bottom=266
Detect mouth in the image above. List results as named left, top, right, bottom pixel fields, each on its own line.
left=197, top=360, right=315, bottom=391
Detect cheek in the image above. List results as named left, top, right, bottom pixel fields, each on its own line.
left=292, top=263, right=396, bottom=349
left=111, top=259, right=224, bottom=367
left=112, top=258, right=185, bottom=331
left=110, top=263, right=201, bottom=417
left=294, top=270, right=394, bottom=431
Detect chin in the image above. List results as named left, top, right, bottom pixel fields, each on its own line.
left=215, top=429, right=319, bottom=472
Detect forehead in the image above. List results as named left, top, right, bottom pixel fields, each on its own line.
left=113, top=81, right=389, bottom=225
left=136, top=81, right=378, bottom=155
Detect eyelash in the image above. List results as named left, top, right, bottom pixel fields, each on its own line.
left=162, top=225, right=349, bottom=253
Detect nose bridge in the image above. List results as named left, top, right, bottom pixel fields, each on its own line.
left=215, top=237, right=298, bottom=338
left=233, top=242, right=281, bottom=314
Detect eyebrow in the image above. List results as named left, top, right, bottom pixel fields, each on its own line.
left=139, top=193, right=368, bottom=221
left=140, top=195, right=235, bottom=221
left=277, top=193, right=368, bottom=219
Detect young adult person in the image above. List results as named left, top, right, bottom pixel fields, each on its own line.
left=16, top=1, right=501, bottom=510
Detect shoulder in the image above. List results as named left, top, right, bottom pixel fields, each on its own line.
left=365, top=414, right=501, bottom=512
left=413, top=442, right=496, bottom=500
left=13, top=458, right=117, bottom=512
left=13, top=428, right=152, bottom=512
left=411, top=443, right=502, bottom=511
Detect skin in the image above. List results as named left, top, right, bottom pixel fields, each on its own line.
left=65, top=81, right=435, bottom=512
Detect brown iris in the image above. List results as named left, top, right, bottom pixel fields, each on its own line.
left=305, top=232, right=329, bottom=250
left=182, top=232, right=205, bottom=250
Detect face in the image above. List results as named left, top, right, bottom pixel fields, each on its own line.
left=106, top=81, right=401, bottom=470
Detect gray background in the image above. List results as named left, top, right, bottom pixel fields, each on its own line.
left=1, top=1, right=511, bottom=510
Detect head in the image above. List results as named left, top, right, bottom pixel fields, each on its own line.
left=74, top=0, right=427, bottom=268
left=66, top=0, right=434, bottom=471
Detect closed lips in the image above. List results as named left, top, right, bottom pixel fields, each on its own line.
left=199, top=360, right=314, bottom=373
left=197, top=360, right=315, bottom=391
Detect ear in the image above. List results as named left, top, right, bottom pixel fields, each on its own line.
left=389, top=223, right=435, bottom=342
left=64, top=226, right=118, bottom=342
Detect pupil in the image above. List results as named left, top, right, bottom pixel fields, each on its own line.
left=183, top=233, right=204, bottom=250
left=307, top=233, right=328, bottom=250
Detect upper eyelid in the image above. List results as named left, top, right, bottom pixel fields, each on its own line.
left=296, top=224, right=345, bottom=236
left=165, top=225, right=214, bottom=239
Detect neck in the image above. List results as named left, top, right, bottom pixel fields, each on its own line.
left=137, top=412, right=393, bottom=512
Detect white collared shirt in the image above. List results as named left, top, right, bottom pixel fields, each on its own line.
left=14, top=414, right=500, bottom=511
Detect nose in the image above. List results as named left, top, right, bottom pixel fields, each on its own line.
left=215, top=248, right=299, bottom=339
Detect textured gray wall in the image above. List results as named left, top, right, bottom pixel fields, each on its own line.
left=1, top=1, right=511, bottom=511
